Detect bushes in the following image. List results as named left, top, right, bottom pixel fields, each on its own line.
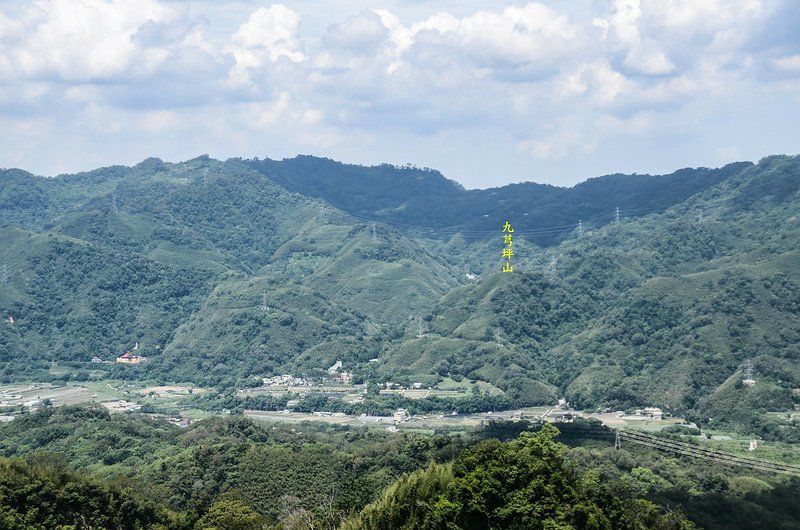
left=0, top=454, right=173, bottom=529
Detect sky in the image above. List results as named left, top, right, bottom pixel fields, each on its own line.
left=1, top=0, right=799, bottom=188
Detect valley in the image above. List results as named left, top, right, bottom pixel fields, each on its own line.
left=2, top=154, right=800, bottom=528
left=5, top=155, right=800, bottom=440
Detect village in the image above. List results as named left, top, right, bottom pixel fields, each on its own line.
left=0, top=356, right=767, bottom=454
left=0, top=368, right=775, bottom=460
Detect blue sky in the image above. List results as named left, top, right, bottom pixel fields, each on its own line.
left=1, top=0, right=798, bottom=188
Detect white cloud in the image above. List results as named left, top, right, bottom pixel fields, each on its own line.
left=227, top=5, right=306, bottom=87
left=0, top=0, right=175, bottom=81
left=773, top=54, right=800, bottom=72
left=0, top=0, right=797, bottom=186
left=138, top=109, right=179, bottom=132
left=454, top=4, right=580, bottom=67
left=325, top=10, right=388, bottom=53
left=245, top=91, right=293, bottom=127
left=598, top=0, right=676, bottom=75
left=643, top=0, right=763, bottom=41
left=388, top=3, right=589, bottom=84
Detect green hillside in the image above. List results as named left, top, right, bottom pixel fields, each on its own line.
left=1, top=154, right=799, bottom=440
left=0, top=157, right=463, bottom=384
left=248, top=155, right=752, bottom=245
left=371, top=155, right=800, bottom=439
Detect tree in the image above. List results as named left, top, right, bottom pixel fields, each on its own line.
left=194, top=498, right=265, bottom=530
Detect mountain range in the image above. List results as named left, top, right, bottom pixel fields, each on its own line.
left=1, top=153, right=799, bottom=440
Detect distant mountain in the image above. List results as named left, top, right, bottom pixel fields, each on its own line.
left=246, top=155, right=752, bottom=245
left=1, top=154, right=798, bottom=440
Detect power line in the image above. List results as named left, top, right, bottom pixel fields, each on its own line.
left=561, top=424, right=800, bottom=476
left=342, top=210, right=572, bottom=234
left=341, top=210, right=585, bottom=237
left=323, top=203, right=687, bottom=241
left=618, top=430, right=800, bottom=476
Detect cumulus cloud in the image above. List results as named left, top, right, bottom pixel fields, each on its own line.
left=0, top=0, right=175, bottom=81
left=228, top=4, right=305, bottom=86
left=599, top=0, right=677, bottom=75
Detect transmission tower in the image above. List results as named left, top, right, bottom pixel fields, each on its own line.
left=261, top=292, right=268, bottom=310
left=742, top=360, right=755, bottom=385
left=577, top=220, right=584, bottom=238
left=545, top=256, right=558, bottom=277
left=614, top=207, right=620, bottom=225
left=411, top=315, right=425, bottom=338
left=615, top=429, right=621, bottom=450
left=111, top=192, right=118, bottom=213
left=372, top=223, right=377, bottom=243
left=2, top=262, right=7, bottom=285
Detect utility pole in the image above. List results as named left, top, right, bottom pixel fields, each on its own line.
left=203, top=168, right=209, bottom=189
left=2, top=262, right=7, bottom=285
left=614, top=207, right=620, bottom=225
left=577, top=220, right=584, bottom=239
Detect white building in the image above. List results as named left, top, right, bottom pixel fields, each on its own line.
left=24, top=399, right=42, bottom=411
left=393, top=408, right=410, bottom=423
left=262, top=374, right=309, bottom=387
left=644, top=407, right=663, bottom=420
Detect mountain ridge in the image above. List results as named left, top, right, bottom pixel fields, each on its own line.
left=1, top=153, right=798, bottom=441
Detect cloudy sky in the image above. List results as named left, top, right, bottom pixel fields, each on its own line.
left=1, top=0, right=798, bottom=187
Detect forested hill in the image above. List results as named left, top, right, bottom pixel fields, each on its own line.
left=247, top=156, right=752, bottom=244
left=1, top=154, right=751, bottom=246
left=1, top=153, right=799, bottom=441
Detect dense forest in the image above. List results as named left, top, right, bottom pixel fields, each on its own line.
left=1, top=406, right=798, bottom=529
